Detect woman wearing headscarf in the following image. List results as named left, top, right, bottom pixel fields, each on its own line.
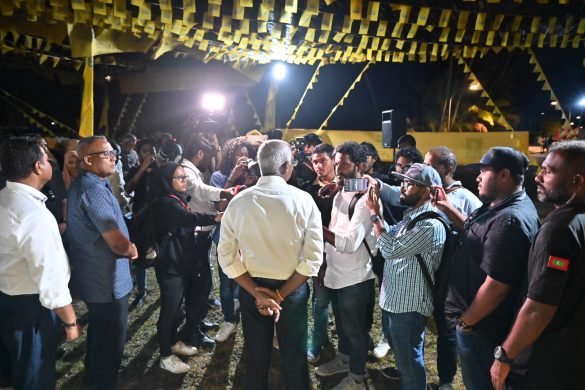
left=151, top=162, right=221, bottom=374
left=62, top=149, right=80, bottom=191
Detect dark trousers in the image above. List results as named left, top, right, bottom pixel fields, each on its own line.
left=240, top=278, right=310, bottom=390
left=155, top=270, right=187, bottom=357
left=329, top=279, right=375, bottom=377
left=183, top=234, right=212, bottom=337
left=0, top=292, right=57, bottom=390
left=434, top=304, right=457, bottom=385
left=85, top=295, right=129, bottom=390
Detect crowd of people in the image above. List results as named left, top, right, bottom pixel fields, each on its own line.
left=0, top=129, right=584, bottom=390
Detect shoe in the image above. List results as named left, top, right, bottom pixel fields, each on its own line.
left=331, top=375, right=366, bottom=390
left=380, top=366, right=400, bottom=379
left=130, top=290, right=147, bottom=309
left=307, top=350, right=321, bottom=364
left=159, top=355, right=190, bottom=374
left=191, top=330, right=215, bottom=349
left=208, top=297, right=221, bottom=308
left=315, top=356, right=349, bottom=377
left=170, top=341, right=197, bottom=356
left=215, top=322, right=237, bottom=342
left=373, top=338, right=391, bottom=359
left=439, top=383, right=454, bottom=390
left=200, top=320, right=220, bottom=331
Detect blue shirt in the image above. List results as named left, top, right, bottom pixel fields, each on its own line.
left=67, top=170, right=133, bottom=303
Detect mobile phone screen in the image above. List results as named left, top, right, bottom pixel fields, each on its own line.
left=344, top=178, right=369, bottom=192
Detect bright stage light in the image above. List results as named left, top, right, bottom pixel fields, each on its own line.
left=202, top=92, right=225, bottom=112
left=273, top=63, right=287, bottom=81
left=578, top=97, right=585, bottom=107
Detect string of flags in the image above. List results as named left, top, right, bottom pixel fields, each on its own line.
left=286, top=61, right=324, bottom=128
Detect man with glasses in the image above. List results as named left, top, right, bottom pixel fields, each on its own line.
left=366, top=163, right=446, bottom=389
left=67, top=135, right=138, bottom=389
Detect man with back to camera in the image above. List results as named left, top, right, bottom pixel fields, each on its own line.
left=218, top=139, right=323, bottom=390
left=366, top=163, right=446, bottom=390
left=0, top=136, right=81, bottom=390
left=67, top=135, right=138, bottom=389
left=490, top=141, right=585, bottom=390
left=434, top=147, right=540, bottom=390
left=315, top=141, right=379, bottom=390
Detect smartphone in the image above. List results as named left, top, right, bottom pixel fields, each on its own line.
left=344, top=178, right=369, bottom=192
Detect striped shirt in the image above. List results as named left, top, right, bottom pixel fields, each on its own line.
left=377, top=202, right=446, bottom=316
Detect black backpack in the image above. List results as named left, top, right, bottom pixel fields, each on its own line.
left=405, top=211, right=461, bottom=308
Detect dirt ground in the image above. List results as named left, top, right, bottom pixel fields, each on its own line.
left=55, top=269, right=464, bottom=390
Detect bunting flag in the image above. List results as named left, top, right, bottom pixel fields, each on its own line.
left=0, top=93, right=58, bottom=137
left=319, top=60, right=372, bottom=130
left=127, top=93, right=149, bottom=134
left=458, top=56, right=514, bottom=131
left=79, top=57, right=94, bottom=137
left=286, top=61, right=324, bottom=128
left=244, top=90, right=264, bottom=130
left=527, top=49, right=571, bottom=129
left=112, top=93, right=132, bottom=138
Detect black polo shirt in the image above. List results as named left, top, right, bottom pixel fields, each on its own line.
left=445, top=190, right=540, bottom=344
left=518, top=201, right=585, bottom=389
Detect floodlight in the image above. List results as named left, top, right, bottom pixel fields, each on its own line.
left=578, top=97, right=585, bottom=107
left=202, top=92, right=225, bottom=112
left=273, top=63, right=287, bottom=81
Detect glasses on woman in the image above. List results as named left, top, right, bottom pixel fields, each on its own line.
left=173, top=175, right=188, bottom=182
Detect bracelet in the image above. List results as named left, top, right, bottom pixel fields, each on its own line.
left=63, top=319, right=77, bottom=329
left=276, top=289, right=284, bottom=302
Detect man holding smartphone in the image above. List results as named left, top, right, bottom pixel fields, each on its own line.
left=316, top=142, right=379, bottom=390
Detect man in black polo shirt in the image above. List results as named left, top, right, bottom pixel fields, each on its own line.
left=490, top=140, right=585, bottom=390
left=435, top=147, right=540, bottom=390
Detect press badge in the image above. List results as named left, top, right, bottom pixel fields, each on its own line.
left=547, top=256, right=569, bottom=271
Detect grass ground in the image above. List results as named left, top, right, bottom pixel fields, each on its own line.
left=56, top=269, right=464, bottom=390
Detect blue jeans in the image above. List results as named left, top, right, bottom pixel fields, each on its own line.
left=329, top=279, right=375, bottom=377
left=384, top=310, right=428, bottom=390
left=240, top=278, right=309, bottom=390
left=310, top=276, right=331, bottom=353
left=434, top=305, right=457, bottom=385
left=218, top=261, right=239, bottom=323
left=456, top=326, right=496, bottom=390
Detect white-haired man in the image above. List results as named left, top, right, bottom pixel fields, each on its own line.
left=218, top=140, right=323, bottom=390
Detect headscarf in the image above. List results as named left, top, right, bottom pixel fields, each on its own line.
left=62, top=150, right=79, bottom=191
left=152, top=162, right=191, bottom=205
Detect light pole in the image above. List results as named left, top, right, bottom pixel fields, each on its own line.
left=446, top=81, right=481, bottom=131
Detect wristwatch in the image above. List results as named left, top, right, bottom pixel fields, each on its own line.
left=494, top=346, right=514, bottom=365
left=63, top=319, right=77, bottom=329
left=370, top=214, right=381, bottom=223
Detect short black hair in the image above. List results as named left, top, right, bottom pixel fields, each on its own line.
left=335, top=141, right=367, bottom=165
left=549, top=140, right=585, bottom=175
left=182, top=135, right=214, bottom=160
left=312, top=143, right=334, bottom=158
left=428, top=146, right=457, bottom=173
left=396, top=147, right=423, bottom=164
left=360, top=142, right=379, bottom=158
left=303, top=133, right=323, bottom=147
left=0, top=137, right=45, bottom=181
left=397, top=134, right=416, bottom=148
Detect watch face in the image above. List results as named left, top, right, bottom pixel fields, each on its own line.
left=494, top=346, right=503, bottom=359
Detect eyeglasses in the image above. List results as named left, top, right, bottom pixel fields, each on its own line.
left=86, top=150, right=117, bottom=159
left=173, top=175, right=188, bottom=182
left=400, top=180, right=422, bottom=189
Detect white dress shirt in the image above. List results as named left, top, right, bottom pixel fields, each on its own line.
left=218, top=175, right=323, bottom=280
left=181, top=159, right=223, bottom=230
left=0, top=181, right=72, bottom=309
left=324, top=190, right=378, bottom=289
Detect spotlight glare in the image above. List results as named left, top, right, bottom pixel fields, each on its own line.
left=201, top=92, right=225, bottom=112
left=104, top=75, right=112, bottom=82
left=273, top=63, right=287, bottom=81
left=551, top=101, right=558, bottom=106
left=578, top=97, right=585, bottom=107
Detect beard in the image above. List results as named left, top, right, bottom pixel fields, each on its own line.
left=400, top=192, right=421, bottom=207
left=537, top=184, right=572, bottom=204
left=478, top=180, right=498, bottom=203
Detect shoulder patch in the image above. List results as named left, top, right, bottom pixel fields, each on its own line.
left=547, top=256, right=569, bottom=272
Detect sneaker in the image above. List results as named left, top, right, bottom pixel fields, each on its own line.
left=331, top=375, right=366, bottom=390
left=439, top=383, right=454, bottom=390
left=307, top=350, right=321, bottom=364
left=170, top=341, right=197, bottom=356
left=191, top=330, right=215, bottom=349
left=159, top=355, right=190, bottom=374
left=215, top=322, right=237, bottom=342
left=315, top=356, right=349, bottom=377
left=373, top=338, right=391, bottom=359
left=380, top=366, right=400, bottom=379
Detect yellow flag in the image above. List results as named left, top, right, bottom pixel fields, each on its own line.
left=79, top=59, right=94, bottom=137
